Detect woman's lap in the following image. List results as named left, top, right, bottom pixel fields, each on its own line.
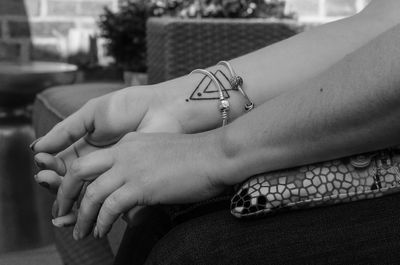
left=144, top=193, right=400, bottom=265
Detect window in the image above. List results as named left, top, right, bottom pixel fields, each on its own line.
left=285, top=0, right=370, bottom=23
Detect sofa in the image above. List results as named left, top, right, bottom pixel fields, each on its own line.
left=32, top=17, right=307, bottom=264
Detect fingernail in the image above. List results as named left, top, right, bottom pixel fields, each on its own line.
left=73, top=225, right=80, bottom=241
left=57, top=203, right=63, bottom=218
left=52, top=218, right=64, bottom=228
left=29, top=137, right=42, bottom=152
left=39, top=182, right=50, bottom=189
left=52, top=201, right=59, bottom=219
left=98, top=227, right=104, bottom=239
left=93, top=226, right=99, bottom=239
left=78, top=229, right=85, bottom=240
left=34, top=160, right=46, bottom=170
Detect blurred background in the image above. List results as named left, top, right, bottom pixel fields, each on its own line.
left=0, top=0, right=371, bottom=264
left=0, top=0, right=370, bottom=81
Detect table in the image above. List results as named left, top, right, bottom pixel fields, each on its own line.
left=0, top=62, right=77, bottom=254
left=0, top=62, right=77, bottom=108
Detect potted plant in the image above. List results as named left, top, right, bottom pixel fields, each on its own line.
left=152, top=0, right=294, bottom=19
left=99, top=0, right=149, bottom=85
left=99, top=0, right=296, bottom=84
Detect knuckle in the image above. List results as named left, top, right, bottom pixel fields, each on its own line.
left=96, top=216, right=108, bottom=228
left=103, top=195, right=121, bottom=215
left=58, top=186, right=73, bottom=202
left=53, top=123, right=65, bottom=134
left=110, top=92, right=123, bottom=107
left=85, top=98, right=97, bottom=108
left=110, top=147, right=123, bottom=163
left=58, top=185, right=68, bottom=198
left=54, top=122, right=74, bottom=142
left=102, top=204, right=117, bottom=217
left=57, top=186, right=64, bottom=199
left=111, top=147, right=122, bottom=161
left=84, top=184, right=98, bottom=203
left=78, top=204, right=90, bottom=220
left=69, top=160, right=82, bottom=177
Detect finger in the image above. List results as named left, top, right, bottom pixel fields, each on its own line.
left=74, top=170, right=124, bottom=240
left=52, top=211, right=77, bottom=228
left=57, top=149, right=114, bottom=217
left=35, top=170, right=62, bottom=194
left=34, top=153, right=67, bottom=175
left=52, top=200, right=59, bottom=218
left=76, top=181, right=90, bottom=208
left=122, top=206, right=148, bottom=227
left=96, top=185, right=141, bottom=238
left=84, top=134, right=121, bottom=148
left=33, top=99, right=97, bottom=153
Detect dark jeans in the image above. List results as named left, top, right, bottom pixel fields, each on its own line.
left=116, top=193, right=400, bottom=265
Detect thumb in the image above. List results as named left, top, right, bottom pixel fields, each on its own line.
left=33, top=99, right=97, bottom=153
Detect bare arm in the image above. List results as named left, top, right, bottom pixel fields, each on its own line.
left=62, top=26, right=400, bottom=238
left=33, top=0, right=400, bottom=152
left=38, top=0, right=400, bottom=239
left=167, top=0, right=400, bottom=133
left=217, top=23, right=400, bottom=186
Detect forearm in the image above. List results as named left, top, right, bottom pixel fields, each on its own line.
left=156, top=0, right=400, bottom=133
left=216, top=23, right=400, bottom=186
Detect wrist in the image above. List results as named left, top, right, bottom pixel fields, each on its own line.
left=216, top=119, right=278, bottom=186
left=197, top=128, right=237, bottom=189
left=156, top=65, right=250, bottom=134
left=198, top=125, right=255, bottom=187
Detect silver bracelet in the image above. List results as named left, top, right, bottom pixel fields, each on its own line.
left=190, top=69, right=230, bottom=127
left=217, top=61, right=255, bottom=112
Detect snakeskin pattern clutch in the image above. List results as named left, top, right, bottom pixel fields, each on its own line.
left=231, top=148, right=400, bottom=218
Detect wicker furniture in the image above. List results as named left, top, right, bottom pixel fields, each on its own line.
left=146, top=17, right=304, bottom=84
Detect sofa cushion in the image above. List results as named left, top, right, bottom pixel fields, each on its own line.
left=33, top=82, right=124, bottom=137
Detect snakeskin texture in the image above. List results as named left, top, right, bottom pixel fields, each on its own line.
left=231, top=149, right=400, bottom=218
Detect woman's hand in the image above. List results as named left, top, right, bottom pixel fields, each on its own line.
left=32, top=81, right=218, bottom=232
left=35, top=138, right=101, bottom=193
left=34, top=138, right=103, bottom=223
left=33, top=83, right=194, bottom=229
left=53, top=131, right=227, bottom=240
left=31, top=84, right=187, bottom=154
left=34, top=137, right=155, bottom=228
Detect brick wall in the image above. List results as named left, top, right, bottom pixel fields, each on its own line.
left=0, top=0, right=118, bottom=62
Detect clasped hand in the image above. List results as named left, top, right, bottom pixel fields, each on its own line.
left=32, top=85, right=227, bottom=240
